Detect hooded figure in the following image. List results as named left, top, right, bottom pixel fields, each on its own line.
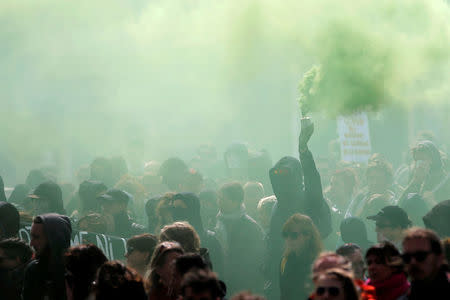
left=265, top=119, right=331, bottom=300
left=0, top=201, right=20, bottom=240
left=422, top=200, right=450, bottom=238
left=23, top=213, right=72, bottom=300
left=171, top=193, right=224, bottom=276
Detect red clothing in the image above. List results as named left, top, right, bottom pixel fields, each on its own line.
left=366, top=273, right=410, bottom=300
left=309, top=279, right=377, bottom=300
left=355, top=279, right=377, bottom=300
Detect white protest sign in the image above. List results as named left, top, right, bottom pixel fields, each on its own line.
left=337, top=112, right=372, bottom=163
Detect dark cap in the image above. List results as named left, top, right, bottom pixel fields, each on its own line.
left=97, top=189, right=131, bottom=203
left=28, top=181, right=62, bottom=202
left=367, top=205, right=412, bottom=228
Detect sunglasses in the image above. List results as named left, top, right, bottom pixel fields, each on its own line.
left=316, top=286, right=341, bottom=297
left=282, top=231, right=309, bottom=239
left=401, top=251, right=431, bottom=263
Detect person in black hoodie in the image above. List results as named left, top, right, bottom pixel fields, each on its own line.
left=22, top=213, right=72, bottom=300
left=0, top=201, right=20, bottom=240
left=265, top=118, right=331, bottom=300
left=165, top=192, right=224, bottom=276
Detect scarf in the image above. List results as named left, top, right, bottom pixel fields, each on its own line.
left=366, top=273, right=410, bottom=300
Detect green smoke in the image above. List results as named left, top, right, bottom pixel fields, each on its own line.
left=0, top=0, right=449, bottom=181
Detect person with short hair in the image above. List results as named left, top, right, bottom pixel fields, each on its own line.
left=0, top=238, right=33, bottom=300
left=336, top=244, right=366, bottom=281
left=215, top=182, right=264, bottom=295
left=64, top=244, right=108, bottom=300
left=367, top=206, right=412, bottom=249
left=94, top=261, right=147, bottom=300
left=180, top=269, right=224, bottom=300
left=313, top=269, right=360, bottom=300
left=365, top=242, right=409, bottom=300
left=402, top=227, right=449, bottom=299
left=126, top=233, right=158, bottom=277
left=22, top=213, right=72, bottom=300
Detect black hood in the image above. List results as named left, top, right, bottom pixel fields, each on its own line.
left=269, top=156, right=304, bottom=205
left=0, top=201, right=20, bottom=239
left=173, top=192, right=204, bottom=233
left=39, top=213, right=72, bottom=256
left=422, top=200, right=450, bottom=238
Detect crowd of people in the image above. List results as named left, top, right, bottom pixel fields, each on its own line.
left=0, top=118, right=449, bottom=300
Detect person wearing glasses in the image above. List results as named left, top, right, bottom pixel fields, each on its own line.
left=279, top=213, right=323, bottom=300
left=402, top=228, right=449, bottom=300
left=313, top=268, right=360, bottom=300
left=364, top=242, right=410, bottom=300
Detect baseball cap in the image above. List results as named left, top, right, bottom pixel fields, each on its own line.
left=367, top=205, right=412, bottom=228
left=97, top=189, right=131, bottom=203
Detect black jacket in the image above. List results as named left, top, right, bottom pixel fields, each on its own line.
left=408, top=266, right=450, bottom=300
left=279, top=253, right=314, bottom=300
left=22, top=214, right=72, bottom=300
left=265, top=150, right=331, bottom=299
left=171, top=193, right=225, bottom=276
left=216, top=212, right=265, bottom=296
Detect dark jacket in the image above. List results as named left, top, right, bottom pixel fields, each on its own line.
left=22, top=214, right=72, bottom=300
left=279, top=253, right=314, bottom=300
left=0, top=201, right=20, bottom=239
left=111, top=211, right=145, bottom=238
left=265, top=150, right=331, bottom=299
left=408, top=266, right=450, bottom=300
left=216, top=211, right=265, bottom=296
left=173, top=193, right=225, bottom=276
left=0, top=262, right=28, bottom=300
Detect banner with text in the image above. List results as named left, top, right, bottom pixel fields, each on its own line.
left=19, top=223, right=127, bottom=261
left=337, top=112, right=372, bottom=163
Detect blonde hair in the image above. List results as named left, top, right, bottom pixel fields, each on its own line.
left=159, top=221, right=201, bottom=253
left=282, top=213, right=323, bottom=258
